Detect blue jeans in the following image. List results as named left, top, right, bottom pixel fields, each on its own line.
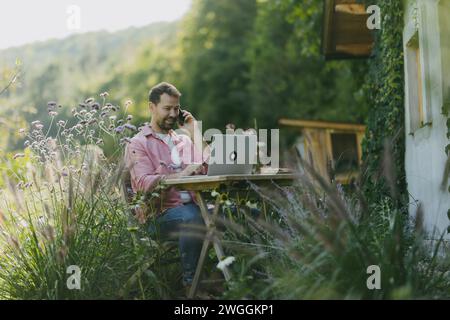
left=148, top=203, right=205, bottom=285
left=148, top=202, right=260, bottom=285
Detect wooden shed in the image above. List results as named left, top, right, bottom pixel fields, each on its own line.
left=279, top=118, right=366, bottom=184
left=322, top=0, right=374, bottom=59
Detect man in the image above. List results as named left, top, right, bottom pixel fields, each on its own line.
left=124, top=82, right=210, bottom=291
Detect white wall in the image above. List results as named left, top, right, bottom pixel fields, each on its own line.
left=404, top=0, right=450, bottom=240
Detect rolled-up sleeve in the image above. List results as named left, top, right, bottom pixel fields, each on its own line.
left=125, top=140, right=164, bottom=193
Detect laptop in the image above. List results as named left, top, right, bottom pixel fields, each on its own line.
left=207, top=134, right=258, bottom=176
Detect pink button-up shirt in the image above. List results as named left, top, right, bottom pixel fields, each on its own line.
left=124, top=124, right=208, bottom=220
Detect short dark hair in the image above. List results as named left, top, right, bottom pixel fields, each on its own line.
left=148, top=82, right=181, bottom=104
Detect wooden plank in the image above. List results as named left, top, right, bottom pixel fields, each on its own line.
left=324, top=129, right=334, bottom=177
left=322, top=0, right=374, bottom=59
left=323, top=0, right=336, bottom=56
left=335, top=43, right=374, bottom=56
left=188, top=231, right=211, bottom=298
left=279, top=118, right=366, bottom=132
left=334, top=11, right=373, bottom=44
left=416, top=46, right=424, bottom=125
left=335, top=4, right=367, bottom=15
left=163, top=173, right=296, bottom=185
left=162, top=173, right=296, bottom=191
left=310, top=129, right=327, bottom=178
left=356, top=132, right=364, bottom=165
left=335, top=0, right=361, bottom=4
left=187, top=191, right=232, bottom=298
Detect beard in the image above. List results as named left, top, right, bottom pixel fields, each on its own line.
left=157, top=117, right=177, bottom=131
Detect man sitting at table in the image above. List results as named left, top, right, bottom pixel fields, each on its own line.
left=124, top=82, right=210, bottom=290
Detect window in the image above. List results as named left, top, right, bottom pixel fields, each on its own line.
left=330, top=133, right=359, bottom=174
left=438, top=0, right=450, bottom=112
left=406, top=31, right=426, bottom=132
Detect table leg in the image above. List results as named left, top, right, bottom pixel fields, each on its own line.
left=188, top=230, right=211, bottom=298
left=188, top=192, right=232, bottom=298
left=198, top=192, right=232, bottom=280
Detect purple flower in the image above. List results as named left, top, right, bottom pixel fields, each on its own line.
left=124, top=123, right=137, bottom=131
left=114, top=126, right=125, bottom=133
left=120, top=137, right=131, bottom=144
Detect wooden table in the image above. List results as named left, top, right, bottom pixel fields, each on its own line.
left=162, top=173, right=296, bottom=298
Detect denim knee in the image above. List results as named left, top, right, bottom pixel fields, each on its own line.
left=181, top=204, right=204, bottom=225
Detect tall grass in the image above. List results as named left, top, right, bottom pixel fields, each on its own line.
left=216, top=157, right=450, bottom=299
left=1, top=94, right=448, bottom=299
left=0, top=95, right=183, bottom=299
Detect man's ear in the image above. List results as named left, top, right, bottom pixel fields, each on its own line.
left=149, top=102, right=155, bottom=113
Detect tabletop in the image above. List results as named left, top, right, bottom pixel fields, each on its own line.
left=162, top=172, right=297, bottom=190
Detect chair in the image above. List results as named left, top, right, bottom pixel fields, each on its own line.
left=121, top=169, right=225, bottom=298
left=120, top=168, right=181, bottom=296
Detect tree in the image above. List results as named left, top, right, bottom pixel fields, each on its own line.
left=179, top=0, right=258, bottom=130
left=248, top=0, right=368, bottom=132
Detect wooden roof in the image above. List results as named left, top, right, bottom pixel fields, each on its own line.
left=278, top=118, right=366, bottom=132
left=322, top=0, right=374, bottom=59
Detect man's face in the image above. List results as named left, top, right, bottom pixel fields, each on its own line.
left=150, top=93, right=180, bottom=132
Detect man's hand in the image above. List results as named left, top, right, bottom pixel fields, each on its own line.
left=179, top=109, right=196, bottom=138
left=165, top=164, right=203, bottom=179
left=181, top=163, right=204, bottom=176
left=178, top=108, right=210, bottom=163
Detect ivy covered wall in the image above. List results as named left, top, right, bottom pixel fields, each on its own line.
left=361, top=0, right=408, bottom=210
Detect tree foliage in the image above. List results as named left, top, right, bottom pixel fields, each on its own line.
left=248, top=0, right=368, bottom=131
left=1, top=1, right=370, bottom=157
left=179, top=0, right=258, bottom=130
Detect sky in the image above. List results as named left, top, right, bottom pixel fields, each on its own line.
left=0, top=0, right=192, bottom=50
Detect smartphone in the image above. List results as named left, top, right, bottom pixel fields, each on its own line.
left=178, top=108, right=186, bottom=126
